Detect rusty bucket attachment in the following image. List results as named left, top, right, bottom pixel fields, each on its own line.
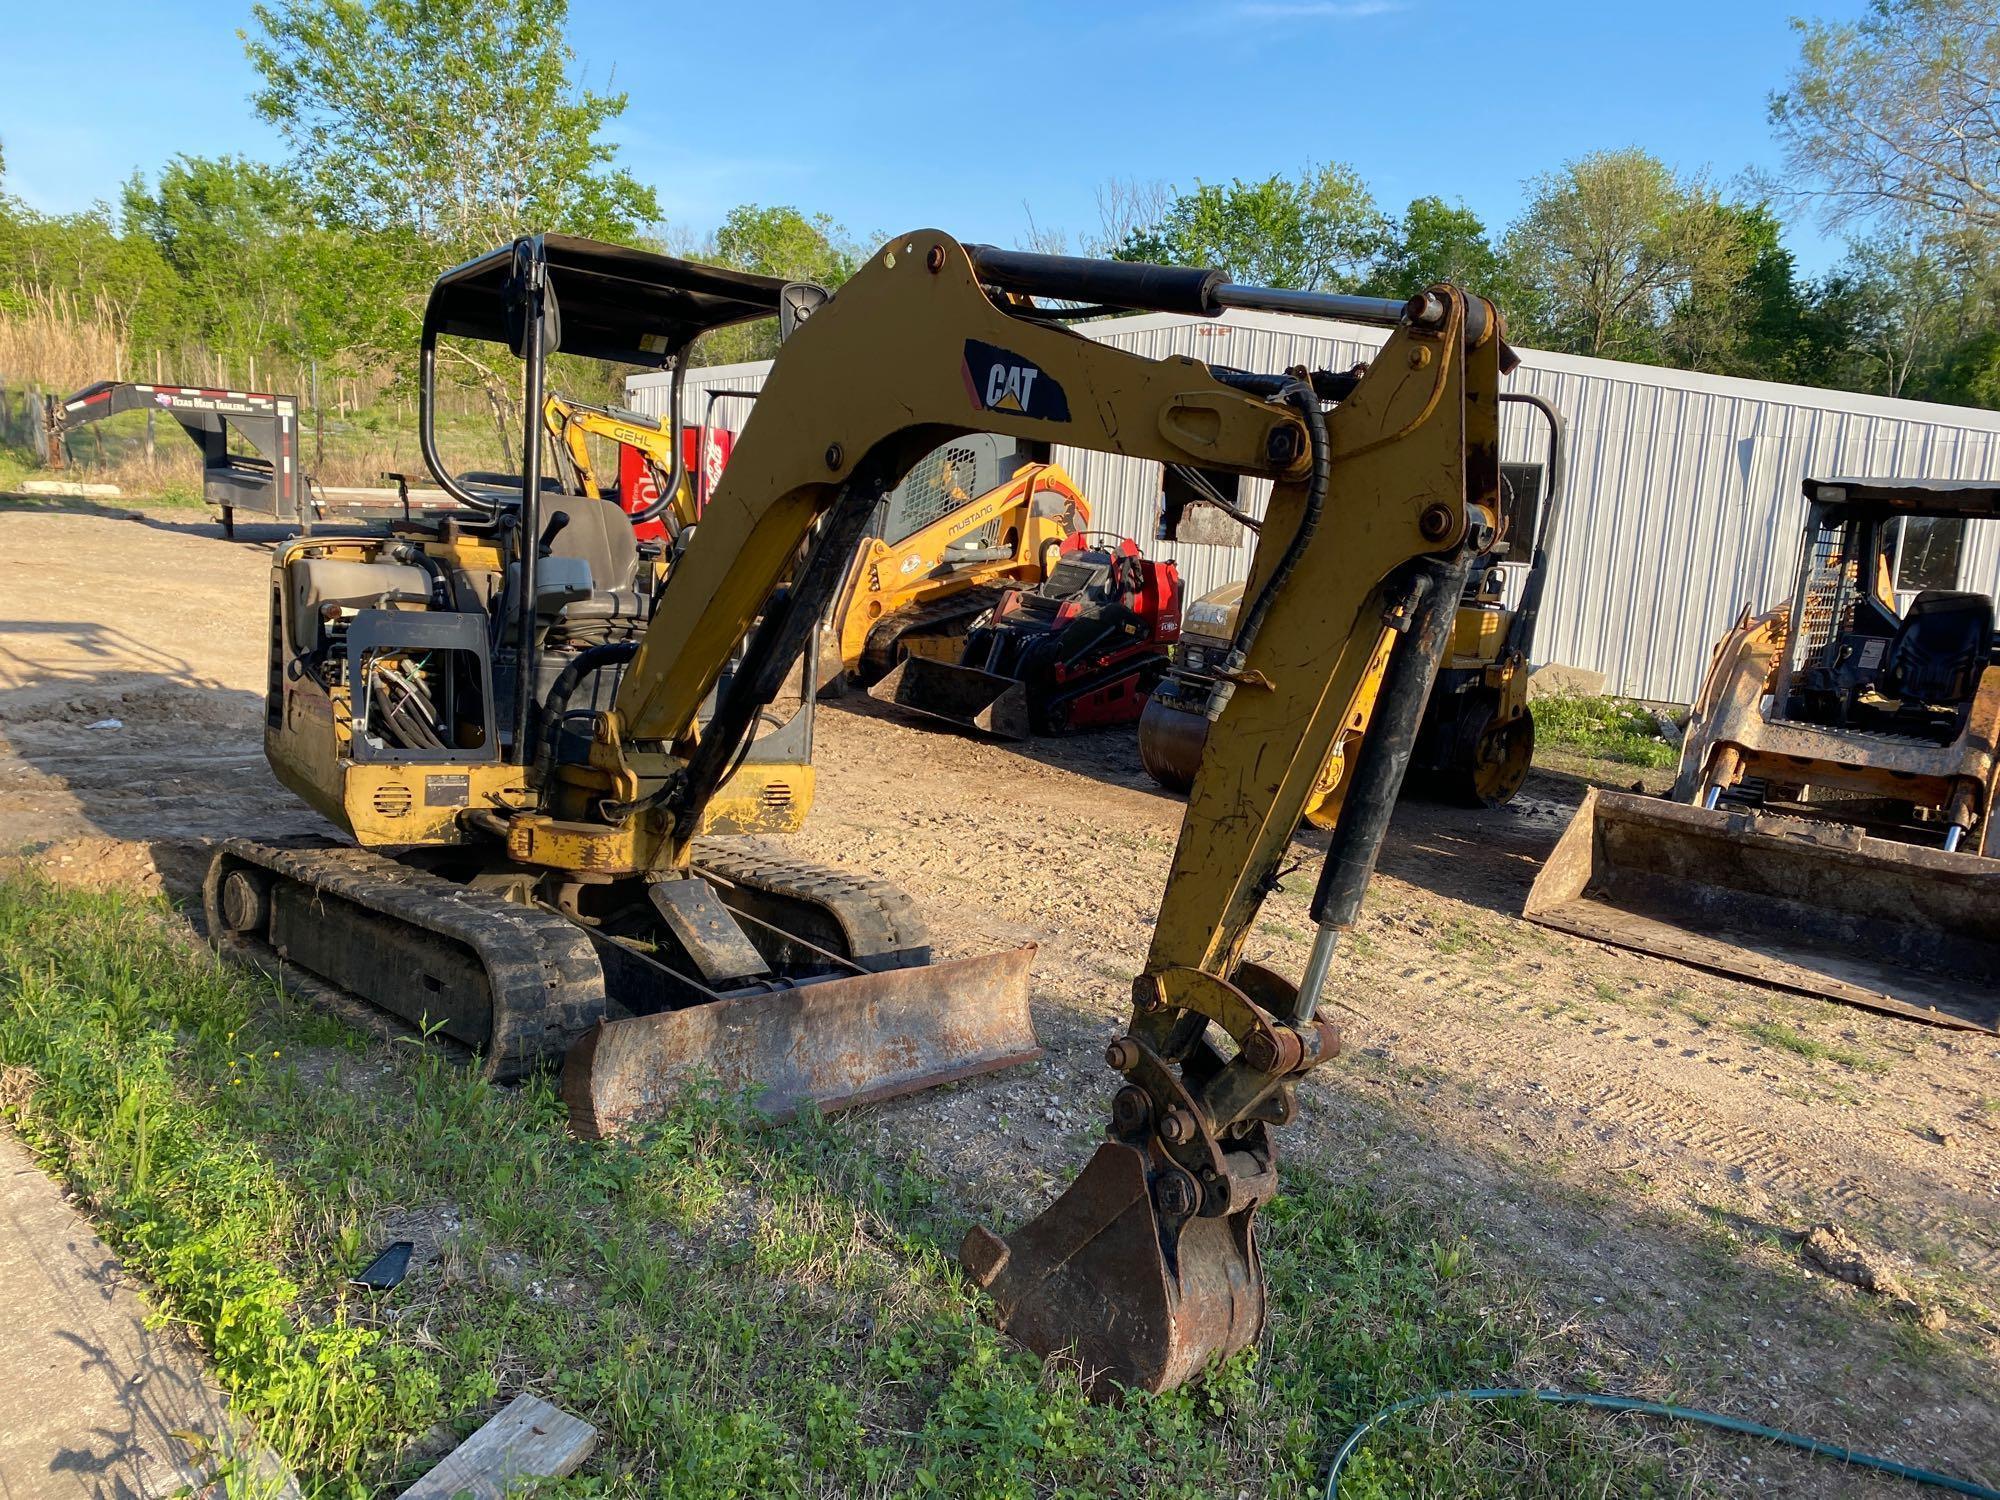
left=1136, top=693, right=1208, bottom=794
left=962, top=1139, right=1264, bottom=1394
left=563, top=943, right=1039, bottom=1138
left=1525, top=789, right=2000, bottom=1031
left=870, top=655, right=1031, bottom=740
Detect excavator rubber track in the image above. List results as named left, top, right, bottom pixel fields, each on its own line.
left=689, top=837, right=929, bottom=967
left=859, top=586, right=1009, bottom=682
left=207, top=837, right=1041, bottom=1135
left=204, top=838, right=607, bottom=1080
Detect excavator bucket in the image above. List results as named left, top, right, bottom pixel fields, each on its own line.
left=961, top=1141, right=1263, bottom=1393
left=870, top=655, right=1032, bottom=740
left=562, top=944, right=1038, bottom=1138
left=1525, top=789, right=2000, bottom=1031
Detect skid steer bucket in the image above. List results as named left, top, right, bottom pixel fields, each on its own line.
left=1525, top=790, right=2000, bottom=1030
left=870, top=655, right=1031, bottom=740
left=562, top=944, right=1040, bottom=1137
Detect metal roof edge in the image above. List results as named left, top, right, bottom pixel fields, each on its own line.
left=627, top=358, right=773, bottom=389
left=1078, top=306, right=2000, bottom=431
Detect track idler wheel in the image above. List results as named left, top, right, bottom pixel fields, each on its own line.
left=1445, top=698, right=1533, bottom=809
left=962, top=1139, right=1264, bottom=1394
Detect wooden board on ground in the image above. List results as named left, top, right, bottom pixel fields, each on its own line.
left=402, top=1394, right=596, bottom=1500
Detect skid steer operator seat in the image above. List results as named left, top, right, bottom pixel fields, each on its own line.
left=1886, top=590, right=1993, bottom=706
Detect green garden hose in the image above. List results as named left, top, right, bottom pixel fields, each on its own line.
left=1324, top=1387, right=2000, bottom=1498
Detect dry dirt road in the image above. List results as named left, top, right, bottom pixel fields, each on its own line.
left=3, top=499, right=1998, bottom=1495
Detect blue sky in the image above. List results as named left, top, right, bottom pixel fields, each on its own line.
left=0, top=0, right=1867, bottom=273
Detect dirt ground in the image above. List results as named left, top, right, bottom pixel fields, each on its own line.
left=4, top=499, right=1998, bottom=1495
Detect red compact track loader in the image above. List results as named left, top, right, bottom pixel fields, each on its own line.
left=870, top=533, right=1182, bottom=738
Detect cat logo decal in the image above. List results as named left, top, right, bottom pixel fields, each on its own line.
left=962, top=340, right=1071, bottom=422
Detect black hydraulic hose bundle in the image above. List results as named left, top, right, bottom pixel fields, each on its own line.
left=530, top=641, right=641, bottom=790
left=1202, top=377, right=1330, bottom=724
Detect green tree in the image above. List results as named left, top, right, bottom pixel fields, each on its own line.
left=244, top=0, right=658, bottom=258
left=712, top=205, right=859, bottom=287
left=121, top=156, right=303, bottom=357
left=1118, top=163, right=1387, bottom=291
left=1502, top=148, right=1755, bottom=361
left=1771, top=0, right=2000, bottom=235
left=1835, top=236, right=1974, bottom=397
left=1657, top=203, right=1850, bottom=382
left=1363, top=196, right=1502, bottom=299
left=687, top=204, right=861, bottom=364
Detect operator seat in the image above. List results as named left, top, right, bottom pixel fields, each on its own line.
left=1885, top=590, right=1993, bottom=706
left=541, top=496, right=650, bottom=641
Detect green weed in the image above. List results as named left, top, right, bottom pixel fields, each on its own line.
left=1736, top=1019, right=1888, bottom=1073
left=1534, top=695, right=1679, bottom=769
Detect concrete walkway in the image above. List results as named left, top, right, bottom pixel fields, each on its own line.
left=0, top=1129, right=280, bottom=1499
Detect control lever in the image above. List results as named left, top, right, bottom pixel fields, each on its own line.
left=539, top=509, right=571, bottom=555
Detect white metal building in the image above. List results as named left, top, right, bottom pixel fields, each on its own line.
left=629, top=311, right=2000, bottom=703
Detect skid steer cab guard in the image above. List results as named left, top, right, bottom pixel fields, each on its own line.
left=1527, top=477, right=2000, bottom=1030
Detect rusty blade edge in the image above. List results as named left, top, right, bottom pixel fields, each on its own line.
left=562, top=944, right=1040, bottom=1138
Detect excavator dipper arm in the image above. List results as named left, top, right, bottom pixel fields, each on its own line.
left=959, top=275, right=1509, bottom=1393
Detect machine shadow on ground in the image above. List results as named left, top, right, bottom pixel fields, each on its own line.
left=0, top=631, right=304, bottom=887
left=0, top=496, right=296, bottom=548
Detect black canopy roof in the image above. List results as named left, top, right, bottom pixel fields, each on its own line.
left=1805, top=476, right=2000, bottom=520
left=423, top=233, right=791, bottom=367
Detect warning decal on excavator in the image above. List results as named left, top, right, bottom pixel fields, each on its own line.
left=962, top=341, right=1070, bottom=422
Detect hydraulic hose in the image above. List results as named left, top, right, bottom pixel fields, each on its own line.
left=529, top=641, right=639, bottom=790
left=1324, top=1387, right=2000, bottom=1499
left=1203, top=377, right=1328, bottom=724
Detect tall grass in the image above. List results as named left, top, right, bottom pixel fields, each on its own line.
left=0, top=287, right=129, bottom=394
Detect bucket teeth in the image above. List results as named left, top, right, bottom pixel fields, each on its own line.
left=964, top=1140, right=1264, bottom=1394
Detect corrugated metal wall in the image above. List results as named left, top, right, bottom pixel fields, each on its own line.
left=630, top=313, right=2000, bottom=702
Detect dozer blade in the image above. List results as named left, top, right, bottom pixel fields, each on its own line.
left=870, top=655, right=1032, bottom=740
left=562, top=943, right=1039, bottom=1138
left=1136, top=693, right=1207, bottom=794
left=961, top=1141, right=1262, bottom=1394
left=1525, top=789, right=2000, bottom=1031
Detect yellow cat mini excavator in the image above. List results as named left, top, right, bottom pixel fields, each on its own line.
left=208, top=230, right=1510, bottom=1393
